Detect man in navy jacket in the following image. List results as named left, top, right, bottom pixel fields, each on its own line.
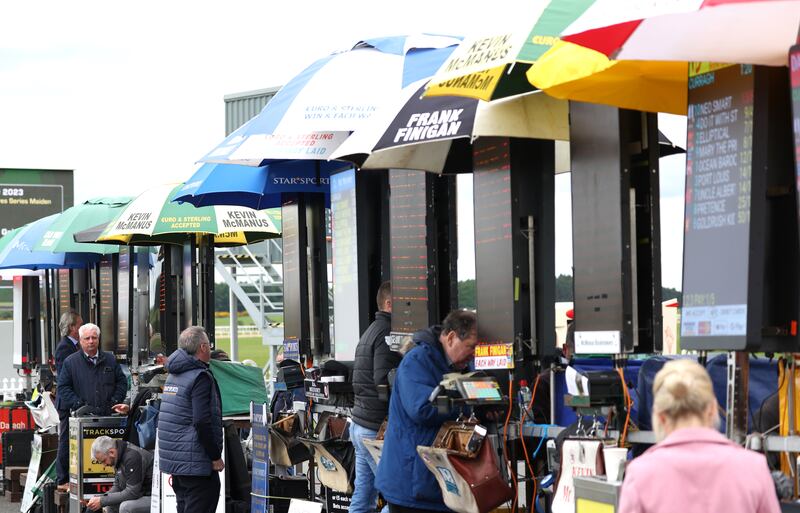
left=54, top=309, right=82, bottom=375
left=56, top=323, right=128, bottom=489
left=376, top=310, right=478, bottom=513
left=158, top=326, right=224, bottom=513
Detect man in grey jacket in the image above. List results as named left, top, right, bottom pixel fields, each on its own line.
left=87, top=436, right=153, bottom=513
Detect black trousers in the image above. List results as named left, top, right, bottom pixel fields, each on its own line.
left=388, top=504, right=449, bottom=513
left=56, top=413, right=69, bottom=485
left=172, top=473, right=221, bottom=513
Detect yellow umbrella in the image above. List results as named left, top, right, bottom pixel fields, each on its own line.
left=527, top=40, right=688, bottom=115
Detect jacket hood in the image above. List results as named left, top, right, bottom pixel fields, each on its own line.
left=413, top=325, right=443, bottom=348
left=166, top=348, right=206, bottom=375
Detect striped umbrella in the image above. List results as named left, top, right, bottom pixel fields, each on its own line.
left=200, top=34, right=462, bottom=169
left=95, top=184, right=280, bottom=246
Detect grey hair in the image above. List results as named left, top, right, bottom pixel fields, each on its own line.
left=58, top=310, right=81, bottom=337
left=91, top=436, right=116, bottom=460
left=79, top=323, right=100, bottom=339
left=179, top=326, right=209, bottom=355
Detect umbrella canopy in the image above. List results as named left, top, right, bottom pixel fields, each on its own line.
left=561, top=0, right=800, bottom=66
left=173, top=161, right=334, bottom=209
left=93, top=184, right=280, bottom=246
left=200, top=34, right=462, bottom=169
left=32, top=196, right=131, bottom=254
left=333, top=79, right=683, bottom=173
left=0, top=215, right=106, bottom=270
left=423, top=0, right=687, bottom=114
left=332, top=80, right=569, bottom=173
left=526, top=0, right=799, bottom=114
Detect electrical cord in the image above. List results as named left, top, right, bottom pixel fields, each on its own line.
left=519, top=374, right=541, bottom=513
left=616, top=367, right=632, bottom=446
left=502, top=378, right=518, bottom=512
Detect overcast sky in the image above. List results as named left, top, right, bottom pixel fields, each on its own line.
left=0, top=0, right=687, bottom=289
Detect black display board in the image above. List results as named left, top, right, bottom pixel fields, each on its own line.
left=0, top=169, right=73, bottom=237
left=682, top=64, right=797, bottom=351
left=472, top=137, right=556, bottom=365
left=571, top=104, right=662, bottom=354
left=281, top=201, right=308, bottom=351
left=98, top=258, right=116, bottom=353
left=474, top=141, right=515, bottom=348
left=389, top=170, right=434, bottom=333
left=281, top=195, right=330, bottom=359
left=117, top=248, right=131, bottom=355
left=330, top=169, right=388, bottom=361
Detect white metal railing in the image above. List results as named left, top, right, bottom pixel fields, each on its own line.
left=215, top=325, right=262, bottom=338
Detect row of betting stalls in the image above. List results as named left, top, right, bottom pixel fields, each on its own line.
left=251, top=65, right=800, bottom=513
left=6, top=32, right=800, bottom=513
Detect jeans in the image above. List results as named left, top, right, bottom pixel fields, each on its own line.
left=349, top=421, right=388, bottom=513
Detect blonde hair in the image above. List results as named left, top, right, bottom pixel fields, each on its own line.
left=653, top=359, right=719, bottom=430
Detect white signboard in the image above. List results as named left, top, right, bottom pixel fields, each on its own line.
left=575, top=330, right=621, bottom=354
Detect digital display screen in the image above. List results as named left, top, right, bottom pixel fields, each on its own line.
left=0, top=169, right=73, bottom=236
left=57, top=269, right=71, bottom=315
left=117, top=248, right=130, bottom=354
left=98, top=259, right=116, bottom=352
left=330, top=169, right=360, bottom=360
left=389, top=169, right=429, bottom=333
left=681, top=64, right=754, bottom=344
left=281, top=203, right=303, bottom=341
left=460, top=379, right=502, bottom=401
left=473, top=139, right=515, bottom=346
left=791, top=46, right=800, bottom=249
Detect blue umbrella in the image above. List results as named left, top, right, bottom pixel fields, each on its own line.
left=174, top=161, right=337, bottom=209
left=0, top=214, right=108, bottom=270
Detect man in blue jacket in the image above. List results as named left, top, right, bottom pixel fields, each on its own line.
left=376, top=310, right=478, bottom=513
left=56, top=323, right=129, bottom=490
left=158, top=326, right=224, bottom=513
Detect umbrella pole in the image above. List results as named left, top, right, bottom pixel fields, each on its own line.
left=229, top=266, right=239, bottom=361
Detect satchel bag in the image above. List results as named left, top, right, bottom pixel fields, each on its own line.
left=418, top=436, right=513, bottom=513
left=269, top=413, right=311, bottom=466
left=432, top=420, right=481, bottom=458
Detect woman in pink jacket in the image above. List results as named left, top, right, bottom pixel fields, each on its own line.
left=618, top=359, right=780, bottom=513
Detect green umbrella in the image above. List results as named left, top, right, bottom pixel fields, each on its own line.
left=33, top=196, right=132, bottom=254
left=97, top=184, right=280, bottom=246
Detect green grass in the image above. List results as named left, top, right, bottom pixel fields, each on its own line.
left=213, top=336, right=275, bottom=369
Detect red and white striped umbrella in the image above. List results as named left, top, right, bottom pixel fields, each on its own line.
left=561, top=0, right=800, bottom=67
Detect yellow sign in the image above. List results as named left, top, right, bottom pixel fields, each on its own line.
left=82, top=438, right=114, bottom=475
left=576, top=498, right=615, bottom=513
left=427, top=66, right=506, bottom=101
left=688, top=62, right=733, bottom=78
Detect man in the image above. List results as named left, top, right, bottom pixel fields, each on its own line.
left=158, top=326, right=224, bottom=513
left=55, top=310, right=82, bottom=375
left=56, top=323, right=128, bottom=491
left=376, top=310, right=478, bottom=513
left=86, top=436, right=153, bottom=513
left=350, top=281, right=398, bottom=513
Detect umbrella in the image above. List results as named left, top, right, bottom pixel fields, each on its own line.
left=331, top=80, right=569, bottom=173
left=422, top=0, right=688, bottom=114
left=0, top=215, right=106, bottom=270
left=31, top=196, right=131, bottom=254
left=200, top=34, right=462, bottom=169
left=332, top=80, right=683, bottom=173
left=526, top=0, right=800, bottom=114
left=90, top=184, right=280, bottom=246
left=173, top=161, right=334, bottom=209
left=560, top=0, right=800, bottom=67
